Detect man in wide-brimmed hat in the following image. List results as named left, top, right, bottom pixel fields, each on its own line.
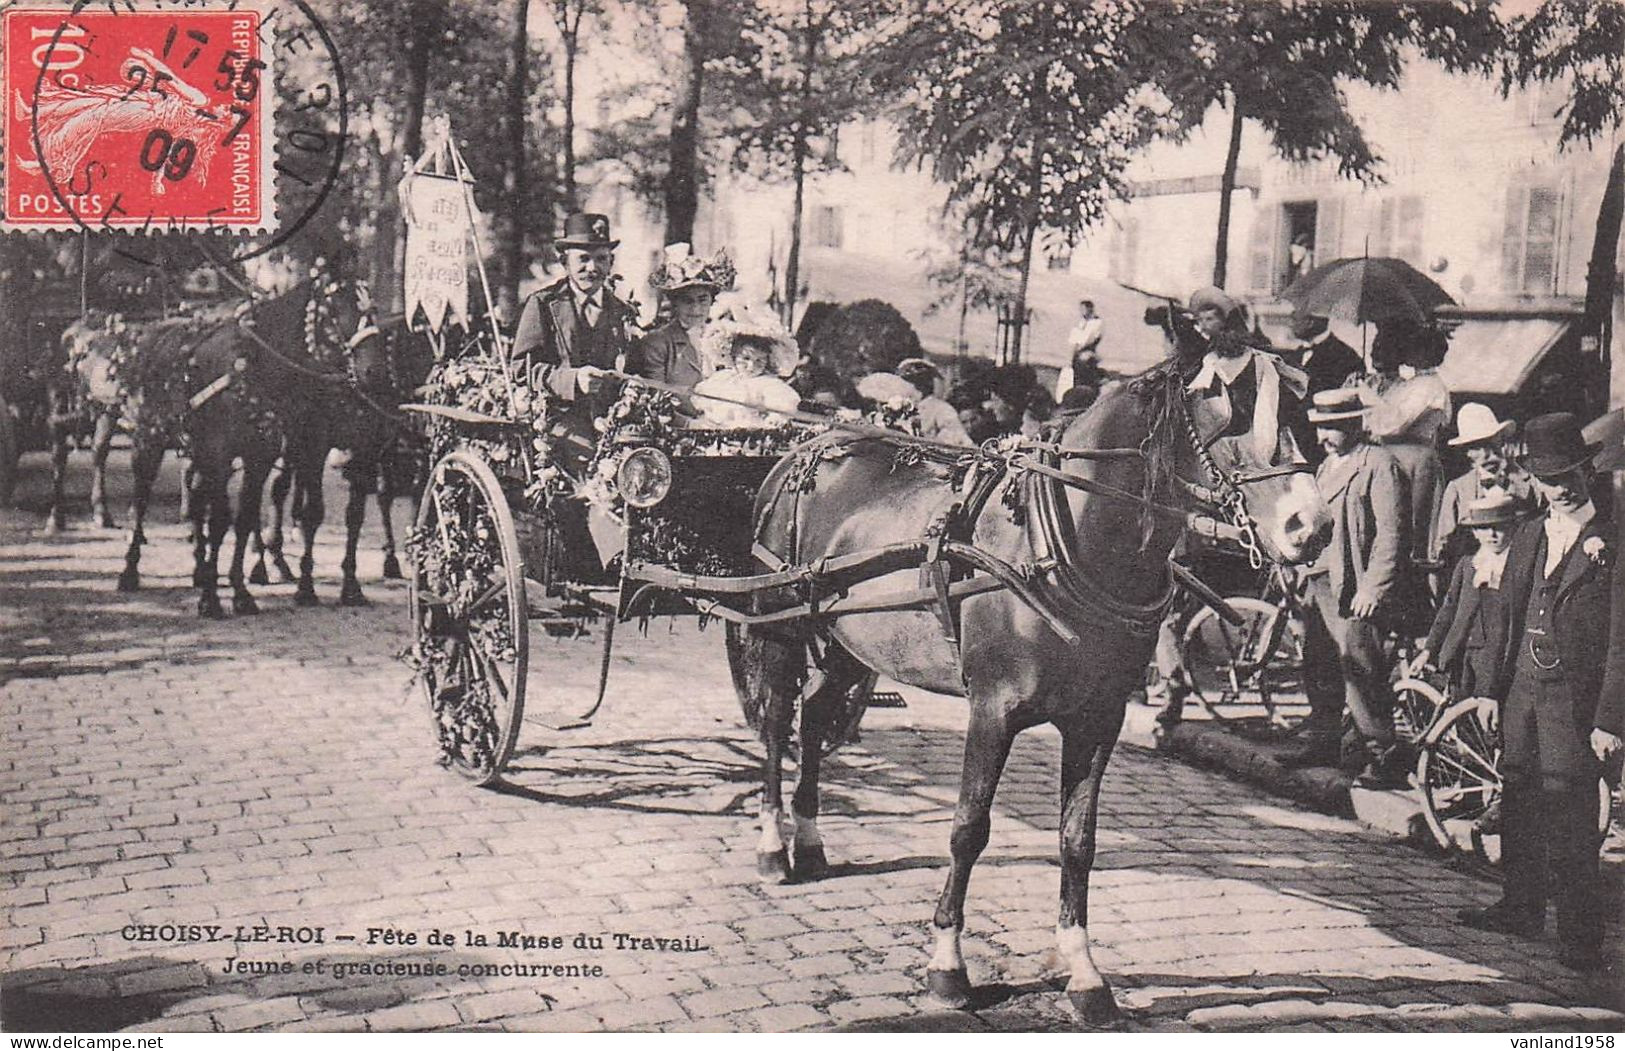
left=630, top=242, right=735, bottom=393
left=510, top=212, right=637, bottom=412
left=1457, top=412, right=1617, bottom=972
left=1431, top=403, right=1528, bottom=565
left=1283, top=388, right=1413, bottom=788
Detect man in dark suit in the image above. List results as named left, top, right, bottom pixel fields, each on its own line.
left=1457, top=413, right=1616, bottom=972
left=1280, top=313, right=1362, bottom=466
left=510, top=212, right=638, bottom=443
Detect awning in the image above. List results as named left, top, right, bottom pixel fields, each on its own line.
left=1437, top=318, right=1571, bottom=397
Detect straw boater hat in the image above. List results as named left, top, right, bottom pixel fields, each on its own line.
left=698, top=303, right=799, bottom=377
left=1460, top=489, right=1522, bottom=529
left=649, top=243, right=736, bottom=294
left=1520, top=412, right=1594, bottom=478
left=1306, top=387, right=1367, bottom=426
left=553, top=212, right=618, bottom=250
left=1447, top=402, right=1514, bottom=448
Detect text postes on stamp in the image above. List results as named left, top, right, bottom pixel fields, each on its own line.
left=2, top=0, right=346, bottom=262
left=4, top=3, right=275, bottom=234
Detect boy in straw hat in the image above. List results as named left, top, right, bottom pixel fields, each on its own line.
left=1413, top=489, right=1521, bottom=700
left=1282, top=388, right=1414, bottom=788
left=1457, top=412, right=1617, bottom=971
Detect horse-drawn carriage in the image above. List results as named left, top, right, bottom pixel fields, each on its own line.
left=402, top=354, right=879, bottom=785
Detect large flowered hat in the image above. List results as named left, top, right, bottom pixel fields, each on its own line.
left=699, top=303, right=798, bottom=377
left=650, top=243, right=735, bottom=294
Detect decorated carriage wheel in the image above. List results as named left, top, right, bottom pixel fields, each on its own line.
left=1179, top=596, right=1304, bottom=720
left=408, top=449, right=528, bottom=786
left=725, top=623, right=872, bottom=760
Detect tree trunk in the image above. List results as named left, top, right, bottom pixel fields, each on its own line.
left=665, top=0, right=706, bottom=245
left=561, top=26, right=578, bottom=214
left=782, top=0, right=819, bottom=329
left=499, top=0, right=532, bottom=319
left=1010, top=157, right=1042, bottom=365
left=1212, top=93, right=1245, bottom=289
left=379, top=0, right=437, bottom=313
left=1584, top=143, right=1623, bottom=415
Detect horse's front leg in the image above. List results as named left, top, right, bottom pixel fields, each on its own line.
left=1056, top=710, right=1124, bottom=1024
left=927, top=704, right=1014, bottom=1008
left=44, top=385, right=73, bottom=533
left=292, top=454, right=326, bottom=606
left=88, top=410, right=117, bottom=528
left=195, top=460, right=230, bottom=619
left=259, top=461, right=295, bottom=583
left=339, top=457, right=376, bottom=606
left=758, top=683, right=793, bottom=884
left=229, top=454, right=275, bottom=614
left=116, top=442, right=164, bottom=592
left=377, top=463, right=404, bottom=580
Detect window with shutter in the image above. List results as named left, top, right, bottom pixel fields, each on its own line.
left=1315, top=198, right=1343, bottom=262
left=1500, top=181, right=1563, bottom=294
left=1246, top=207, right=1279, bottom=293
left=813, top=206, right=844, bottom=249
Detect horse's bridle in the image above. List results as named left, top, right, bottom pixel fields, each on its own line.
left=1168, top=390, right=1313, bottom=570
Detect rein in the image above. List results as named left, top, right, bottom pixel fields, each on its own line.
left=233, top=298, right=411, bottom=426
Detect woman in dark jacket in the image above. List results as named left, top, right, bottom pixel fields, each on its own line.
left=630, top=243, right=734, bottom=391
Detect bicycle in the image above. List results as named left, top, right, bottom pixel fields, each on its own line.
left=1416, top=695, right=1615, bottom=865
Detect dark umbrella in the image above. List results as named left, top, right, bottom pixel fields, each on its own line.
left=1281, top=256, right=1454, bottom=324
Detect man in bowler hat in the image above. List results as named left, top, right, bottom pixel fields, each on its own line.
left=1457, top=412, right=1616, bottom=972
left=510, top=212, right=638, bottom=430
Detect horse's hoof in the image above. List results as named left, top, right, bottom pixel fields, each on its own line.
left=116, top=570, right=140, bottom=593
left=43, top=516, right=64, bottom=535
left=273, top=558, right=296, bottom=584
left=382, top=554, right=404, bottom=580
left=97, top=514, right=116, bottom=529
left=791, top=844, right=828, bottom=881
left=338, top=582, right=369, bottom=607
left=197, top=593, right=226, bottom=619
left=925, top=968, right=972, bottom=1009
left=756, top=849, right=792, bottom=884
left=247, top=563, right=269, bottom=586
left=232, top=592, right=260, bottom=615
left=1066, top=983, right=1119, bottom=1024
left=293, top=586, right=320, bottom=608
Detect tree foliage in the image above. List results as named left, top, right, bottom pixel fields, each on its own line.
left=1499, top=0, right=1625, bottom=146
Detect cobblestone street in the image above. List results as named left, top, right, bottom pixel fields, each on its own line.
left=2, top=450, right=1622, bottom=1033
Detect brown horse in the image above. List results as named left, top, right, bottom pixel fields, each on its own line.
left=730, top=354, right=1329, bottom=1021
left=249, top=312, right=436, bottom=604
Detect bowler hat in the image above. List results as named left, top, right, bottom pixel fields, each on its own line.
left=1306, top=387, right=1366, bottom=426
left=554, top=212, right=619, bottom=250
left=1520, top=412, right=1593, bottom=478
left=1460, top=489, right=1522, bottom=529
left=1447, top=402, right=1514, bottom=448
left=1290, top=313, right=1329, bottom=341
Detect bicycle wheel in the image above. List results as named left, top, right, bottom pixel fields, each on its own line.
left=1181, top=596, right=1304, bottom=716
left=1416, top=696, right=1501, bottom=853
left=1392, top=676, right=1447, bottom=746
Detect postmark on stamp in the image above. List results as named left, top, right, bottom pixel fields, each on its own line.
left=2, top=0, right=346, bottom=260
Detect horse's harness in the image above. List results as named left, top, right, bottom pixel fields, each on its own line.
left=200, top=277, right=408, bottom=425
left=755, top=384, right=1307, bottom=648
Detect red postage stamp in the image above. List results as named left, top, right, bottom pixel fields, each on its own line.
left=2, top=3, right=274, bottom=233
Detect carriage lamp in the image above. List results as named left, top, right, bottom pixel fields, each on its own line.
left=616, top=448, right=673, bottom=508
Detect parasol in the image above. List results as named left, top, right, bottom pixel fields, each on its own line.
left=1281, top=256, right=1454, bottom=325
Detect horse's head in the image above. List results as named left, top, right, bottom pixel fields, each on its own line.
left=1180, top=369, right=1329, bottom=567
